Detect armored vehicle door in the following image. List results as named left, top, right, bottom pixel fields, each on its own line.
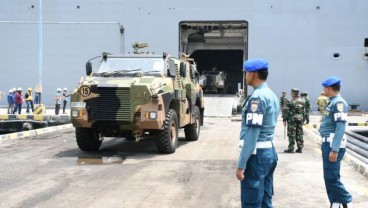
left=180, top=62, right=197, bottom=123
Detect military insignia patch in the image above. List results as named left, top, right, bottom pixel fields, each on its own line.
left=250, top=103, right=258, bottom=112
left=246, top=98, right=263, bottom=127
left=336, top=102, right=344, bottom=112
left=250, top=99, right=260, bottom=112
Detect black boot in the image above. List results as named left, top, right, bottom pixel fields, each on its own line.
left=284, top=149, right=294, bottom=153
left=330, top=203, right=341, bottom=208
left=295, top=148, right=303, bottom=153
left=342, top=203, right=353, bottom=208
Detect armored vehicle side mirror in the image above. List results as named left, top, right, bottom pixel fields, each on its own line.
left=195, top=71, right=199, bottom=78
left=189, top=65, right=196, bottom=79
left=180, top=62, right=186, bottom=77
left=86, top=61, right=92, bottom=76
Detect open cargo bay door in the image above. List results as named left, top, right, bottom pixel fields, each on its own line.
left=179, top=21, right=248, bottom=95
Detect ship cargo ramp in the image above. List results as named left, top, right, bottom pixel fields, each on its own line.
left=203, top=94, right=238, bottom=118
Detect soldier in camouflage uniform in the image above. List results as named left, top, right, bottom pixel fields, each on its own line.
left=280, top=92, right=289, bottom=121
left=283, top=88, right=306, bottom=153
left=301, top=92, right=311, bottom=124
left=317, top=91, right=329, bottom=119
left=280, top=91, right=288, bottom=108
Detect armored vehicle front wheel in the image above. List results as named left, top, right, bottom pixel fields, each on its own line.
left=124, top=132, right=136, bottom=141
left=75, top=128, right=102, bottom=151
left=155, top=109, right=179, bottom=154
left=184, top=106, right=200, bottom=141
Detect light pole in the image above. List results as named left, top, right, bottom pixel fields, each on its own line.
left=37, top=0, right=43, bottom=103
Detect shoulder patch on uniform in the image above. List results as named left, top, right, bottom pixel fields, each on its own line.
left=250, top=99, right=260, bottom=112
left=333, top=101, right=347, bottom=122
left=245, top=98, right=263, bottom=127
left=336, top=102, right=344, bottom=112
left=334, top=101, right=347, bottom=113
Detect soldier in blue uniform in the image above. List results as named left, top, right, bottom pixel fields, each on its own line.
left=236, top=58, right=279, bottom=208
left=319, top=76, right=353, bottom=208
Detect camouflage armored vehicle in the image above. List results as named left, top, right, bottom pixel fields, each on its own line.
left=199, top=70, right=227, bottom=93
left=70, top=52, right=204, bottom=154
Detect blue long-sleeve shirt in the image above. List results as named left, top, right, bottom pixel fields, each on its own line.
left=7, top=93, right=15, bottom=104
left=319, top=94, right=348, bottom=152
left=12, top=93, right=16, bottom=103
left=237, top=83, right=280, bottom=169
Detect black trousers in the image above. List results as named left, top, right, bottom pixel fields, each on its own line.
left=55, top=104, right=60, bottom=115
left=63, top=100, right=67, bottom=113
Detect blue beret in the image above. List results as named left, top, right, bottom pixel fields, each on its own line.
left=243, top=58, right=269, bottom=72
left=322, top=76, right=341, bottom=87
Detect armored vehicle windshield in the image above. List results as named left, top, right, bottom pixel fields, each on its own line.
left=202, top=70, right=223, bottom=76
left=96, top=57, right=165, bottom=75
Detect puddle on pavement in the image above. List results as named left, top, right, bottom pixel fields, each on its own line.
left=77, top=156, right=125, bottom=165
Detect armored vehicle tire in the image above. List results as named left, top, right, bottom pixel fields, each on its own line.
left=184, top=106, right=200, bottom=141
left=76, top=128, right=102, bottom=151
left=155, top=109, right=179, bottom=154
left=124, top=132, right=135, bottom=141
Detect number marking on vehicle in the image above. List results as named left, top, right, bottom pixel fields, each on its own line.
left=79, top=86, right=91, bottom=97
left=71, top=102, right=86, bottom=108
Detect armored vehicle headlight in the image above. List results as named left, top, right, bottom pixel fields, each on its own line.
left=151, top=94, right=159, bottom=102
left=145, top=111, right=157, bottom=119
left=72, top=110, right=79, bottom=117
